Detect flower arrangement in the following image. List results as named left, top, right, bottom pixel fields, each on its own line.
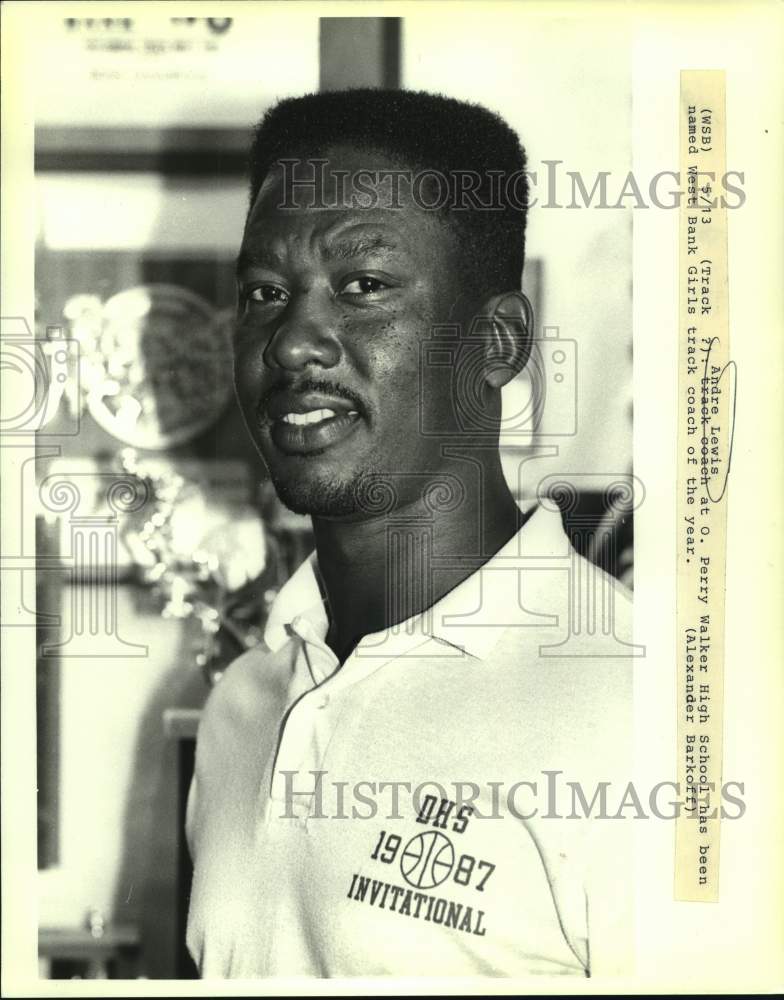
left=118, top=449, right=281, bottom=684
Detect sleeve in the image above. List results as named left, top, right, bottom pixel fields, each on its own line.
left=184, top=768, right=199, bottom=863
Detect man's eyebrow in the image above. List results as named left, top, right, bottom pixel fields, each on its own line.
left=321, top=233, right=401, bottom=261
left=235, top=247, right=283, bottom=275
left=236, top=234, right=402, bottom=275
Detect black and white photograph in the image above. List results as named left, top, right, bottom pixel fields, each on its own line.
left=1, top=1, right=782, bottom=994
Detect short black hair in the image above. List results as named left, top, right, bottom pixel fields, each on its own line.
left=247, top=88, right=528, bottom=304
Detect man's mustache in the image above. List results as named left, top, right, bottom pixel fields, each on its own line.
left=256, top=377, right=368, bottom=420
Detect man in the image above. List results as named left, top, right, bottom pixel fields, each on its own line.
left=186, top=89, right=633, bottom=979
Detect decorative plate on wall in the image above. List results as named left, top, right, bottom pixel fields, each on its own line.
left=67, top=284, right=234, bottom=449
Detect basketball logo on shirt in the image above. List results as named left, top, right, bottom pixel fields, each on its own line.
left=347, top=819, right=494, bottom=938
left=400, top=831, right=455, bottom=889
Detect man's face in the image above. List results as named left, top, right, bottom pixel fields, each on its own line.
left=234, top=147, right=471, bottom=518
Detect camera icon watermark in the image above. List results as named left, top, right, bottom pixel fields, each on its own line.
left=418, top=322, right=577, bottom=442
left=510, top=326, right=578, bottom=440
left=0, top=317, right=79, bottom=436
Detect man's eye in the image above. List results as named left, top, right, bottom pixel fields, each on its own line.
left=342, top=276, right=388, bottom=295
left=247, top=285, right=289, bottom=305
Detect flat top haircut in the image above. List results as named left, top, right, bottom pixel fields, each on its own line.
left=247, top=88, right=528, bottom=304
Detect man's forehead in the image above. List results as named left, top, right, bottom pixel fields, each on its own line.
left=237, top=219, right=408, bottom=272
left=243, top=158, right=453, bottom=259
left=243, top=202, right=413, bottom=250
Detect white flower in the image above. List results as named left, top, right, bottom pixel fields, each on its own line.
left=200, top=514, right=267, bottom=592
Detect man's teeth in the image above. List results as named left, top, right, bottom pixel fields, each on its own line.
left=281, top=408, right=336, bottom=426
left=279, top=408, right=359, bottom=426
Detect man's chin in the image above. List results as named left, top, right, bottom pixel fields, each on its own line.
left=268, top=471, right=364, bottom=518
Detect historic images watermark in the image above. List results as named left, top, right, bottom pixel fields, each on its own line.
left=0, top=316, right=150, bottom=653
left=273, top=158, right=746, bottom=212
left=274, top=771, right=746, bottom=822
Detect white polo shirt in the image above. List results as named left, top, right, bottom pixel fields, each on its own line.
left=186, top=504, right=635, bottom=980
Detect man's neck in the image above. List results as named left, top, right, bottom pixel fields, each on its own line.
left=311, top=459, right=527, bottom=664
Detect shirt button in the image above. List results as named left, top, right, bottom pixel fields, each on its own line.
left=316, top=694, right=329, bottom=709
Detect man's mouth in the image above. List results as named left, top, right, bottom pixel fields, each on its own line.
left=279, top=407, right=357, bottom=426
left=263, top=391, right=364, bottom=456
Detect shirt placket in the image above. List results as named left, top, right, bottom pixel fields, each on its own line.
left=264, top=617, right=339, bottom=828
left=263, top=613, right=442, bottom=832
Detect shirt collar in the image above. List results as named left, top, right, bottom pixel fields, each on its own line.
left=421, top=502, right=569, bottom=659
left=263, top=551, right=328, bottom=653
left=263, top=502, right=569, bottom=661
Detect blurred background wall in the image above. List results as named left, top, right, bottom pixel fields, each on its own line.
left=403, top=11, right=632, bottom=490
left=30, top=7, right=631, bottom=978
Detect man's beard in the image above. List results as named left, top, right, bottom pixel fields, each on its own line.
left=266, top=451, right=413, bottom=519
left=268, top=466, right=369, bottom=518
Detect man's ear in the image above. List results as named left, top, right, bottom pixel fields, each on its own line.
left=481, top=291, right=534, bottom=389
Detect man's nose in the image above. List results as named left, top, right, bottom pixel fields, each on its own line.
left=263, top=291, right=340, bottom=372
